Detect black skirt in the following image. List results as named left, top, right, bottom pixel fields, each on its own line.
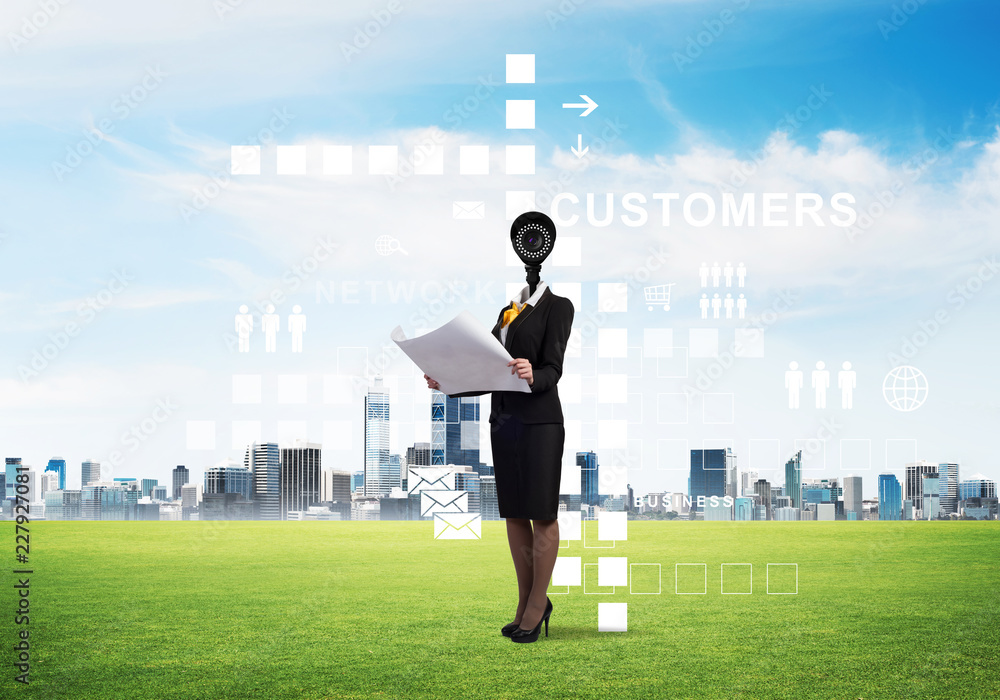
left=490, top=414, right=565, bottom=520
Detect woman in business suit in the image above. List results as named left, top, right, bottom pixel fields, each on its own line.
left=425, top=278, right=574, bottom=643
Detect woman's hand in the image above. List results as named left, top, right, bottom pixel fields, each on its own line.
left=424, top=374, right=440, bottom=390
left=508, top=358, right=533, bottom=386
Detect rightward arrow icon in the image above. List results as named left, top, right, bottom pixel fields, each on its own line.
left=562, top=94, right=598, bottom=117
left=571, top=134, right=589, bottom=158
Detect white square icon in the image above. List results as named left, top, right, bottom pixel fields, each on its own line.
left=552, top=556, right=582, bottom=586
left=506, top=100, right=535, bottom=129
left=323, top=145, right=352, bottom=175
left=598, top=602, right=627, bottom=632
left=598, top=557, right=628, bottom=587
left=276, top=145, right=306, bottom=174
left=505, top=145, right=535, bottom=175
left=368, top=145, right=398, bottom=175
left=598, top=511, right=628, bottom=541
left=506, top=53, right=535, bottom=84
left=459, top=145, right=489, bottom=175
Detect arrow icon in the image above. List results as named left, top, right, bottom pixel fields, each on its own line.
left=571, top=134, right=589, bottom=159
left=562, top=94, right=598, bottom=117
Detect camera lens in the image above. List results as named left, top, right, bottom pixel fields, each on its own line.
left=523, top=233, right=542, bottom=251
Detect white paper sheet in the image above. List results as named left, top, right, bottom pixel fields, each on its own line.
left=390, top=310, right=531, bottom=395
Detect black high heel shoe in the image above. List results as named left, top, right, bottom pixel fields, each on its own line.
left=501, top=621, right=520, bottom=637
left=510, top=597, right=552, bottom=643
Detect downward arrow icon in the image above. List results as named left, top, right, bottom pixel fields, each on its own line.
left=571, top=134, right=589, bottom=158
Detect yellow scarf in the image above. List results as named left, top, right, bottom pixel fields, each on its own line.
left=501, top=301, right=527, bottom=328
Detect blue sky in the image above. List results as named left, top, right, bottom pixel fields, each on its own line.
left=1, top=0, right=999, bottom=499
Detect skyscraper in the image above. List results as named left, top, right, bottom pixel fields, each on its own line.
left=843, top=475, right=863, bottom=519
left=364, top=376, right=392, bottom=497
left=321, top=469, right=352, bottom=503
left=454, top=469, right=481, bottom=513
left=754, top=479, right=772, bottom=520
left=245, top=442, right=280, bottom=520
left=937, top=462, right=959, bottom=515
left=141, top=478, right=158, bottom=498
left=46, top=458, right=67, bottom=490
left=959, top=474, right=997, bottom=500
left=4, top=457, right=22, bottom=501
left=406, top=442, right=431, bottom=467
left=81, top=459, right=101, bottom=487
left=690, top=448, right=733, bottom=509
left=204, top=464, right=253, bottom=501
left=784, top=451, right=802, bottom=509
left=480, top=475, right=500, bottom=520
left=921, top=474, right=940, bottom=519
left=172, top=465, right=190, bottom=500
left=430, top=392, right=484, bottom=469
left=280, top=441, right=322, bottom=519
left=578, top=451, right=599, bottom=507
left=878, top=473, right=902, bottom=520
left=904, top=461, right=938, bottom=505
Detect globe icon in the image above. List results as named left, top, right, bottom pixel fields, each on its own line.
left=882, top=365, right=928, bottom=411
left=374, top=235, right=395, bottom=256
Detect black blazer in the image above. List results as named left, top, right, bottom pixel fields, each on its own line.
left=449, top=286, right=574, bottom=424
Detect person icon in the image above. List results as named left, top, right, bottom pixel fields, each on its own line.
left=699, top=293, right=710, bottom=319
left=724, top=293, right=735, bottom=319
left=289, top=305, right=307, bottom=353
left=710, top=261, right=722, bottom=287
left=699, top=262, right=710, bottom=287
left=785, top=361, right=803, bottom=409
left=235, top=305, right=253, bottom=353
left=736, top=262, right=747, bottom=288
left=812, top=361, right=830, bottom=409
left=711, top=293, right=722, bottom=319
left=838, top=361, right=856, bottom=409
left=262, top=304, right=280, bottom=353
left=736, top=293, right=747, bottom=319
left=724, top=262, right=734, bottom=287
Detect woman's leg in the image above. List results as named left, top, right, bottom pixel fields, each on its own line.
left=505, top=517, right=534, bottom=624
left=518, top=517, right=559, bottom=630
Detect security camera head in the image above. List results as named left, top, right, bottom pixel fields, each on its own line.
left=510, top=211, right=556, bottom=265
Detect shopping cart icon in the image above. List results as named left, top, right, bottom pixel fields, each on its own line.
left=643, top=283, right=675, bottom=311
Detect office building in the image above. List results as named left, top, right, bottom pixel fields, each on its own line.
left=937, top=462, right=959, bottom=515
left=578, top=451, right=599, bottom=507
left=734, top=496, right=755, bottom=521
left=141, top=478, right=158, bottom=498
left=44, top=490, right=82, bottom=520
left=740, top=470, right=759, bottom=497
left=321, top=469, right=352, bottom=503
left=45, top=458, right=67, bottom=490
left=785, top=451, right=802, bottom=509
left=454, top=468, right=481, bottom=513
left=690, top=448, right=734, bottom=510
left=753, top=479, right=772, bottom=520
left=774, top=506, right=800, bottom=521
left=406, top=442, right=431, bottom=468
left=351, top=471, right=364, bottom=494
left=245, top=442, right=280, bottom=520
left=152, top=485, right=167, bottom=501
left=41, top=471, right=60, bottom=495
left=480, top=475, right=500, bottom=520
left=181, top=483, right=203, bottom=509
left=904, top=461, right=938, bottom=505
left=5, top=457, right=23, bottom=501
left=921, top=474, right=940, bottom=519
left=959, top=474, right=997, bottom=500
left=204, top=464, right=253, bottom=501
left=430, top=392, right=484, bottom=469
left=903, top=499, right=913, bottom=520
left=202, top=492, right=254, bottom=520
left=364, top=376, right=392, bottom=497
left=280, top=440, right=322, bottom=519
left=81, top=459, right=102, bottom=487
left=878, top=473, right=902, bottom=521
left=82, top=483, right=137, bottom=520
left=172, top=465, right=190, bottom=500
left=843, top=475, right=862, bottom=520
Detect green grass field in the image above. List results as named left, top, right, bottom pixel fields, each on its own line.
left=2, top=520, right=998, bottom=699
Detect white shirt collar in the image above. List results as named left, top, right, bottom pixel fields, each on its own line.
left=509, top=280, right=549, bottom=308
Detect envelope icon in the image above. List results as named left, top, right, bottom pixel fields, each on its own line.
left=434, top=512, right=481, bottom=539
left=408, top=468, right=455, bottom=494
left=421, top=490, right=468, bottom=516
left=453, top=201, right=485, bottom=219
